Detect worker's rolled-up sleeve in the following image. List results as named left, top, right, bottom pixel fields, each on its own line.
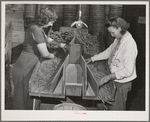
left=30, top=25, right=45, bottom=44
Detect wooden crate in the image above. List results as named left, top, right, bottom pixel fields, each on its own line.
left=29, top=36, right=99, bottom=100
left=29, top=54, right=88, bottom=98
left=29, top=60, right=66, bottom=98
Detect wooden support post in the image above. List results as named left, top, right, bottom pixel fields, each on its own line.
left=33, top=98, right=41, bottom=110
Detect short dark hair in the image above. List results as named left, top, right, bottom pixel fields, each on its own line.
left=105, top=16, right=130, bottom=35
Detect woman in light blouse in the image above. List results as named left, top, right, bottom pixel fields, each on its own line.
left=86, top=16, right=138, bottom=110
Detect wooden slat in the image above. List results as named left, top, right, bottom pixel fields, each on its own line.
left=5, top=21, right=12, bottom=39
left=49, top=63, right=64, bottom=93
left=5, top=21, right=12, bottom=69
left=33, top=98, right=41, bottom=110
left=65, top=84, right=82, bottom=96
left=70, top=36, right=76, bottom=44
left=53, top=77, right=63, bottom=94
left=85, top=83, right=95, bottom=96
left=29, top=92, right=65, bottom=98
left=83, top=96, right=99, bottom=100
left=86, top=66, right=99, bottom=96
left=29, top=61, right=41, bottom=93
left=62, top=55, right=69, bottom=95
left=69, top=43, right=82, bottom=64
left=80, top=55, right=88, bottom=97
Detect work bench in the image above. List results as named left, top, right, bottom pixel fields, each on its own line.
left=29, top=36, right=116, bottom=110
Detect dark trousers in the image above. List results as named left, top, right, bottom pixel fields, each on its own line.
left=107, top=81, right=132, bottom=110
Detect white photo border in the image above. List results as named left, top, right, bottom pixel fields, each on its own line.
left=1, top=1, right=149, bottom=121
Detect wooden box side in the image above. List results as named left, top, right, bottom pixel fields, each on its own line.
left=80, top=55, right=88, bottom=97
left=29, top=55, right=70, bottom=98
left=49, top=62, right=64, bottom=93
left=65, top=55, right=86, bottom=97
left=70, top=36, right=76, bottom=44
left=82, top=65, right=99, bottom=100
left=29, top=61, right=41, bottom=93
left=69, top=37, right=83, bottom=64
left=62, top=55, right=70, bottom=95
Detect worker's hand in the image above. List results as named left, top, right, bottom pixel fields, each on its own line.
left=85, top=58, right=92, bottom=64
left=99, top=73, right=116, bottom=86
left=59, top=43, right=66, bottom=48
left=99, top=75, right=111, bottom=86
left=47, top=37, right=54, bottom=43
left=49, top=53, right=55, bottom=59
left=59, top=43, right=67, bottom=52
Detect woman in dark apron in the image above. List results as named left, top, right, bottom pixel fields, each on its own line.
left=12, top=8, right=65, bottom=110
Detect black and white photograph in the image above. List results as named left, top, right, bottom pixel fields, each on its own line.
left=2, top=1, right=149, bottom=121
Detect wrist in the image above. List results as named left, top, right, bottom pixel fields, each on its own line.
left=91, top=54, right=98, bottom=62
left=47, top=37, right=54, bottom=43
left=91, top=57, right=95, bottom=62
left=44, top=53, right=54, bottom=59
left=108, top=73, right=116, bottom=80
left=60, top=43, right=66, bottom=48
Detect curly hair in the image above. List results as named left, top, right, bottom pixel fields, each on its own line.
left=36, top=8, right=58, bottom=26
left=25, top=8, right=58, bottom=27
left=105, top=16, right=130, bottom=35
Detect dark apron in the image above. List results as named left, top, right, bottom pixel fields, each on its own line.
left=12, top=51, right=39, bottom=110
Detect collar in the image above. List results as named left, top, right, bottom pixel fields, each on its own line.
left=114, top=31, right=130, bottom=43
left=120, top=31, right=130, bottom=43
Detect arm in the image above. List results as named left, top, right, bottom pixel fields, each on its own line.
left=30, top=25, right=54, bottom=59
left=91, top=42, right=115, bottom=62
left=37, top=43, right=54, bottom=59
left=99, top=73, right=116, bottom=86
left=47, top=35, right=60, bottom=45
left=85, top=41, right=116, bottom=64
left=46, top=34, right=66, bottom=48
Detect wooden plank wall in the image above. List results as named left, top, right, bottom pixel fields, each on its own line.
left=6, top=4, right=25, bottom=48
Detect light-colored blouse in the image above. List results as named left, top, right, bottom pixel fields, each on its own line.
left=91, top=31, right=138, bottom=83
